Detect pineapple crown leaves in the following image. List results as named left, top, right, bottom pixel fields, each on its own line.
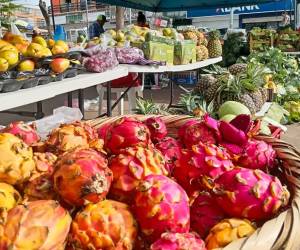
left=202, top=64, right=228, bottom=76
left=239, top=62, right=272, bottom=91
left=135, top=97, right=169, bottom=115
left=178, top=92, right=214, bottom=115
left=209, top=30, right=221, bottom=40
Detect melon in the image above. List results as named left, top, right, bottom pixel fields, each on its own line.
left=218, top=101, right=251, bottom=118
left=220, top=114, right=236, bottom=122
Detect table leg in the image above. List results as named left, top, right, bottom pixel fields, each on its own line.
left=67, top=92, right=73, bottom=107
left=78, top=89, right=84, bottom=118
left=168, top=72, right=174, bottom=108
left=106, top=81, right=112, bottom=117
left=35, top=101, right=44, bottom=119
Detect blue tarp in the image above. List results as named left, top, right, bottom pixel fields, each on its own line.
left=96, top=0, right=279, bottom=12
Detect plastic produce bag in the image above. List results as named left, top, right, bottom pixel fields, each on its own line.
left=83, top=47, right=119, bottom=73
left=34, top=106, right=83, bottom=140
left=11, top=23, right=27, bottom=39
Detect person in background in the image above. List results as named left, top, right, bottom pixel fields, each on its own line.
left=281, top=11, right=291, bottom=27
left=89, top=14, right=107, bottom=39
left=137, top=11, right=149, bottom=28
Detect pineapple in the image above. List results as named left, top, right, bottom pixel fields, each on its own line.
left=196, top=45, right=209, bottom=61
left=183, top=31, right=198, bottom=43
left=207, top=30, right=222, bottom=58
left=237, top=93, right=257, bottom=114
left=248, top=89, right=264, bottom=112
left=228, top=63, right=247, bottom=75
left=195, top=74, right=218, bottom=103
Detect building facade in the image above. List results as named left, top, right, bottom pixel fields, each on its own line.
left=49, top=0, right=139, bottom=38
left=13, top=1, right=46, bottom=28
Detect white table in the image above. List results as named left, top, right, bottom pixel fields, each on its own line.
left=0, top=66, right=128, bottom=117
left=284, top=51, right=300, bottom=56
left=125, top=57, right=222, bottom=107
left=124, top=57, right=222, bottom=73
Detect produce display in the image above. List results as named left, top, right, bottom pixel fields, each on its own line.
left=249, top=27, right=300, bottom=52
left=88, top=25, right=219, bottom=65
left=0, top=113, right=292, bottom=249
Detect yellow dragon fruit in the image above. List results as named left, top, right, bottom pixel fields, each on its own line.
left=0, top=200, right=72, bottom=250
left=46, top=121, right=102, bottom=154
left=0, top=133, right=35, bottom=185
left=0, top=182, right=22, bottom=224
left=23, top=152, right=58, bottom=201
left=205, top=218, right=256, bottom=249
left=68, top=200, right=137, bottom=250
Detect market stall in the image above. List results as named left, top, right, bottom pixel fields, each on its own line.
left=0, top=1, right=300, bottom=250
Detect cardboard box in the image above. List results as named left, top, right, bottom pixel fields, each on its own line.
left=174, top=40, right=196, bottom=65
left=143, top=41, right=174, bottom=65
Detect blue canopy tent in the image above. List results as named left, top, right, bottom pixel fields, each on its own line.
left=95, top=0, right=280, bottom=12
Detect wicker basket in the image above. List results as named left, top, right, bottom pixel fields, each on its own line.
left=88, top=114, right=300, bottom=250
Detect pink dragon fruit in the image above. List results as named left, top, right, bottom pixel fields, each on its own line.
left=1, top=121, right=39, bottom=145
left=230, top=114, right=252, bottom=133
left=155, top=137, right=182, bottom=175
left=178, top=119, right=198, bottom=140
left=104, top=117, right=151, bottom=154
left=237, top=139, right=276, bottom=170
left=97, top=123, right=111, bottom=141
left=144, top=117, right=168, bottom=143
left=134, top=174, right=190, bottom=243
left=190, top=192, right=225, bottom=238
left=173, top=142, right=234, bottom=195
left=179, top=115, right=220, bottom=148
left=150, top=232, right=207, bottom=250
left=108, top=146, right=167, bottom=203
left=213, top=167, right=290, bottom=220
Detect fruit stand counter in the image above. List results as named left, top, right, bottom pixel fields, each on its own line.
left=125, top=57, right=222, bottom=107
left=0, top=66, right=128, bottom=118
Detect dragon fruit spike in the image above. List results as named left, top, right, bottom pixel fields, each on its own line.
left=150, top=232, right=207, bottom=250
left=105, top=117, right=151, bottom=155
left=230, top=114, right=252, bottom=133
left=213, top=167, right=290, bottom=220
left=145, top=117, right=168, bottom=143
left=1, top=121, right=40, bottom=145
left=219, top=121, right=248, bottom=146
left=238, top=139, right=276, bottom=170
left=134, top=174, right=190, bottom=243
left=190, top=192, right=225, bottom=238
left=155, top=137, right=182, bottom=175
left=203, top=114, right=220, bottom=135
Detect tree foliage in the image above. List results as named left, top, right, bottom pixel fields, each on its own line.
left=0, top=0, right=21, bottom=24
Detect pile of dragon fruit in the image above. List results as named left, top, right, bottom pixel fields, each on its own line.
left=0, top=115, right=290, bottom=250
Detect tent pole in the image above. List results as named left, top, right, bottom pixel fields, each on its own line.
left=230, top=8, right=234, bottom=28
left=129, top=8, right=132, bottom=24
left=85, top=0, right=89, bottom=39
left=50, top=0, right=56, bottom=32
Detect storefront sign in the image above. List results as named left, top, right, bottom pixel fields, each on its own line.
left=187, top=0, right=293, bottom=17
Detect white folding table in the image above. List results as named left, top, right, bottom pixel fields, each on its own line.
left=0, top=66, right=128, bottom=119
